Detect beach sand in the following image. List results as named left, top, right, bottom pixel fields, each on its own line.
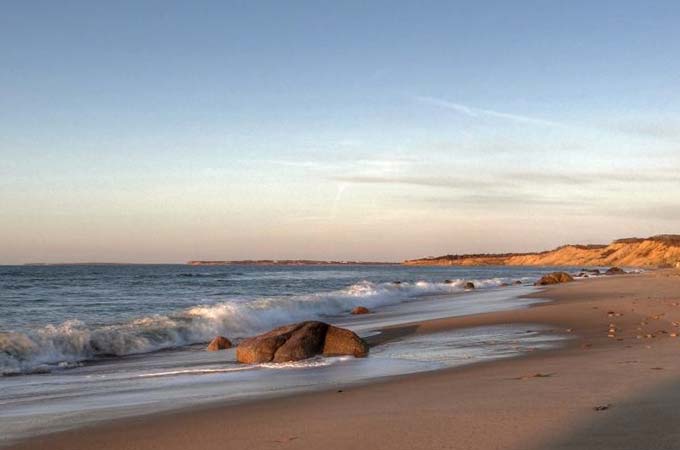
left=11, top=270, right=680, bottom=450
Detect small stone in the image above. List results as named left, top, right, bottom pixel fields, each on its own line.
left=351, top=306, right=370, bottom=315
left=206, top=336, right=233, bottom=351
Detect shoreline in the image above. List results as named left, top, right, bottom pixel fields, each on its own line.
left=11, top=270, right=680, bottom=450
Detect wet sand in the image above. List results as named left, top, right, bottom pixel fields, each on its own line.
left=11, top=270, right=680, bottom=450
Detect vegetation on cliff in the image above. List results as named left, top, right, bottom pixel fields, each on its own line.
left=404, top=235, right=680, bottom=268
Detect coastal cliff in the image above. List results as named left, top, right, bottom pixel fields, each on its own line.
left=404, top=235, right=680, bottom=268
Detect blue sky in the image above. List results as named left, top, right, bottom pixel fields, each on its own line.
left=2, top=1, right=680, bottom=263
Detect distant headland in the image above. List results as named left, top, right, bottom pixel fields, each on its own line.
left=23, top=262, right=138, bottom=266
left=187, top=260, right=399, bottom=266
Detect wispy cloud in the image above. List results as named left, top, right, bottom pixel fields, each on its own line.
left=418, top=192, right=587, bottom=208
left=505, top=170, right=680, bottom=185
left=602, top=204, right=680, bottom=221
left=332, top=175, right=505, bottom=190
left=413, top=95, right=562, bottom=127
left=335, top=169, right=680, bottom=190
left=614, top=117, right=680, bottom=141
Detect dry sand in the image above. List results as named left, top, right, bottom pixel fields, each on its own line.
left=11, top=270, right=680, bottom=450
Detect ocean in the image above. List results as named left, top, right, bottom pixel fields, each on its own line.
left=0, top=264, right=579, bottom=443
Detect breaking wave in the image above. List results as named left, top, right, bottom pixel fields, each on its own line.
left=0, top=278, right=516, bottom=375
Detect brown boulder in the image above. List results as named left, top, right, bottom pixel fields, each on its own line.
left=605, top=267, right=626, bottom=275
left=206, top=336, right=232, bottom=351
left=236, top=321, right=369, bottom=364
left=351, top=306, right=370, bottom=315
left=323, top=325, right=369, bottom=358
left=236, top=323, right=301, bottom=364
left=535, top=272, right=574, bottom=286
left=464, top=281, right=475, bottom=289
left=272, top=321, right=329, bottom=363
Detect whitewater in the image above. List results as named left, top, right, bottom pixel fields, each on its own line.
left=0, top=264, right=564, bottom=375
left=0, top=263, right=586, bottom=443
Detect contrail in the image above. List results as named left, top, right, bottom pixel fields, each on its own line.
left=414, top=95, right=561, bottom=127
left=330, top=183, right=347, bottom=219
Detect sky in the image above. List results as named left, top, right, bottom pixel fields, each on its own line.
left=1, top=1, right=680, bottom=263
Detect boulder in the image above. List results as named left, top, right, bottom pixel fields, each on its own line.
left=444, top=279, right=454, bottom=284
left=323, top=325, right=369, bottom=358
left=236, top=323, right=301, bottom=364
left=514, top=280, right=523, bottom=285
left=206, top=336, right=232, bottom=351
left=236, top=321, right=368, bottom=364
left=464, top=281, right=475, bottom=289
left=535, top=272, right=574, bottom=286
left=351, top=306, right=370, bottom=315
left=272, top=321, right=328, bottom=363
left=605, top=267, right=626, bottom=275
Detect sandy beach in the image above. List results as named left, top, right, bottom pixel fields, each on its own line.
left=10, top=270, right=680, bottom=450
left=5, top=3, right=678, bottom=449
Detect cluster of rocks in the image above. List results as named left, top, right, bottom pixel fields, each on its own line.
left=535, top=272, right=575, bottom=285
left=235, top=321, right=368, bottom=363
left=444, top=279, right=477, bottom=289
left=538, top=267, right=629, bottom=285
left=207, top=320, right=369, bottom=364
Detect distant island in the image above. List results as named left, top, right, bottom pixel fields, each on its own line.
left=404, top=235, right=680, bottom=268
left=187, top=260, right=399, bottom=266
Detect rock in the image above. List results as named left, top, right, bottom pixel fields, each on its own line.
left=351, top=306, right=370, bottom=315
left=464, top=281, right=475, bottom=289
left=206, top=336, right=232, bottom=351
left=323, top=325, right=369, bottom=358
left=535, top=272, right=574, bottom=285
left=392, top=281, right=402, bottom=285
left=236, top=323, right=301, bottom=364
left=444, top=279, right=454, bottom=284
left=514, top=280, right=523, bottom=285
left=272, top=321, right=328, bottom=363
left=236, top=321, right=368, bottom=364
left=605, top=267, right=626, bottom=275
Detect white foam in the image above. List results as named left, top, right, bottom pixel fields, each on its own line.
left=0, top=277, right=521, bottom=375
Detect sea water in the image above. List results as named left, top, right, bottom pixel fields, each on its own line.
left=0, top=264, right=578, bottom=443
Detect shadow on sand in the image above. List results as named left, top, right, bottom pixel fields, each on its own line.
left=530, top=376, right=680, bottom=450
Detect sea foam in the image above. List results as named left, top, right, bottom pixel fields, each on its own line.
left=0, top=278, right=515, bottom=375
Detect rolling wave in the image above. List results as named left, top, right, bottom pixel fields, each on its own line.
left=0, top=278, right=517, bottom=375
